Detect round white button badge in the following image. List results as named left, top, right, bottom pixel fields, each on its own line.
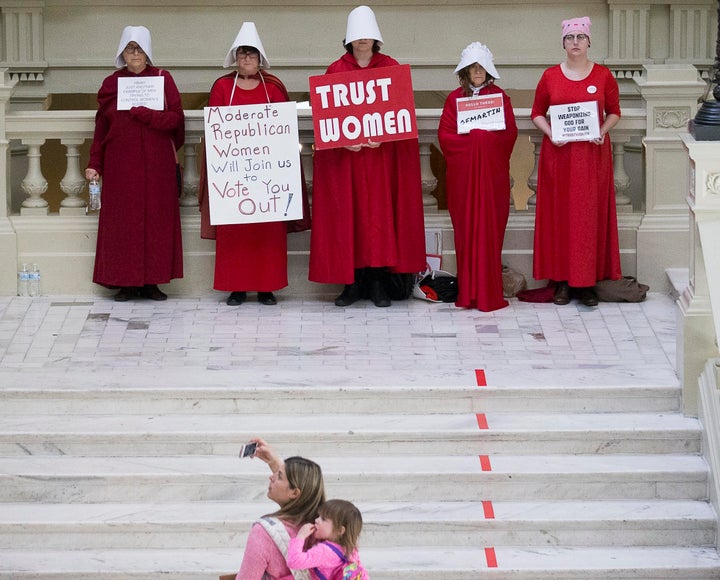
left=587, top=85, right=597, bottom=94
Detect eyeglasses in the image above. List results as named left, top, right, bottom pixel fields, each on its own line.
left=563, top=34, right=589, bottom=43
left=237, top=51, right=259, bottom=60
left=124, top=45, right=145, bottom=54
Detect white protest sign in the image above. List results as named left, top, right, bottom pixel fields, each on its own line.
left=549, top=101, right=600, bottom=142
left=117, top=77, right=164, bottom=111
left=204, top=101, right=303, bottom=225
left=456, top=94, right=506, bottom=134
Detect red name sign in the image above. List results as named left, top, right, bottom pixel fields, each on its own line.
left=309, top=64, right=418, bottom=150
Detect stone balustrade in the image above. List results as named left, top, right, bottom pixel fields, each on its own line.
left=6, top=107, right=646, bottom=217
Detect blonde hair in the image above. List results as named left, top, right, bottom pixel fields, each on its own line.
left=269, top=456, right=326, bottom=527
left=319, top=499, right=363, bottom=557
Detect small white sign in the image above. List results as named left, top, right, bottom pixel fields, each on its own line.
left=549, top=101, right=600, bottom=143
left=117, top=76, right=165, bottom=111
left=456, top=94, right=506, bottom=134
left=204, top=101, right=303, bottom=225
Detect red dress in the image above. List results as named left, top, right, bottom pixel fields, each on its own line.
left=308, top=52, right=426, bottom=285
left=438, top=84, right=518, bottom=311
left=88, top=66, right=184, bottom=288
left=531, top=64, right=622, bottom=287
left=203, top=75, right=288, bottom=292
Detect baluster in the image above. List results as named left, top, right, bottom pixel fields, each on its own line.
left=418, top=140, right=437, bottom=208
left=300, top=141, right=314, bottom=199
left=179, top=138, right=200, bottom=207
left=526, top=135, right=542, bottom=207
left=611, top=137, right=632, bottom=207
left=59, top=138, right=87, bottom=211
left=20, top=138, right=48, bottom=212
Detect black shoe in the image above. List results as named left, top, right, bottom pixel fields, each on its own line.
left=370, top=279, right=391, bottom=307
left=226, top=291, right=247, bottom=306
left=578, top=286, right=599, bottom=307
left=140, top=284, right=167, bottom=301
left=553, top=281, right=570, bottom=305
left=334, top=283, right=362, bottom=307
left=258, top=292, right=277, bottom=305
left=114, top=287, right=139, bottom=302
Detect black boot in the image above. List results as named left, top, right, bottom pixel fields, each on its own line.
left=368, top=268, right=391, bottom=307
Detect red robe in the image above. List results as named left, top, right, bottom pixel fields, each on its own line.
left=200, top=74, right=289, bottom=292
left=88, top=65, right=184, bottom=288
left=531, top=64, right=622, bottom=287
left=438, top=84, right=518, bottom=311
left=308, top=52, right=426, bottom=284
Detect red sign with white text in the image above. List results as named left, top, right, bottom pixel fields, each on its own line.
left=309, top=64, right=418, bottom=150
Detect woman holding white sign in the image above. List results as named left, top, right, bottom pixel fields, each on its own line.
left=531, top=16, right=622, bottom=307
left=85, top=25, right=184, bottom=302
left=309, top=5, right=426, bottom=308
left=438, top=42, right=517, bottom=312
left=199, top=23, right=299, bottom=306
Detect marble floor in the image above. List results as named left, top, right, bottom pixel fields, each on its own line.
left=0, top=290, right=678, bottom=387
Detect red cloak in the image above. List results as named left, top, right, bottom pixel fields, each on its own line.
left=308, top=52, right=426, bottom=285
left=438, top=84, right=518, bottom=311
left=199, top=73, right=293, bottom=292
left=531, top=64, right=622, bottom=287
left=88, top=65, right=184, bottom=288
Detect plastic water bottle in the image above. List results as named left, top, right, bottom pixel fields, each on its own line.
left=88, top=178, right=101, bottom=211
left=17, top=263, right=29, bottom=296
left=28, top=264, right=41, bottom=297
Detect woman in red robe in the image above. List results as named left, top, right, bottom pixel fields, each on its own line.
left=198, top=23, right=303, bottom=307
left=438, top=42, right=517, bottom=312
left=309, top=5, right=426, bottom=307
left=531, top=16, right=622, bottom=307
left=86, top=26, right=184, bottom=302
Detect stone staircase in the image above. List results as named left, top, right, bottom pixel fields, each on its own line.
left=0, top=369, right=719, bottom=579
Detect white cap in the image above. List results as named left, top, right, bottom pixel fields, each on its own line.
left=454, top=42, right=500, bottom=79
left=345, top=5, right=383, bottom=45
left=223, top=22, right=270, bottom=69
left=115, top=26, right=153, bottom=69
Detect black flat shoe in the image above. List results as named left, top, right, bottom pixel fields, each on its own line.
left=370, top=279, right=391, bottom=307
left=553, top=281, right=570, bottom=305
left=258, top=292, right=277, bottom=305
left=141, top=284, right=167, bottom=301
left=334, top=283, right=362, bottom=307
left=226, top=291, right=247, bottom=306
left=578, top=286, right=599, bottom=307
left=114, top=287, right=139, bottom=302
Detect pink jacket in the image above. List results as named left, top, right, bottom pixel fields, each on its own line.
left=287, top=538, right=367, bottom=580
left=236, top=520, right=299, bottom=580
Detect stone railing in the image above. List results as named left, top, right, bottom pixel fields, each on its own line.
left=6, top=107, right=647, bottom=217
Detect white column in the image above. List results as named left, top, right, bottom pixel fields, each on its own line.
left=20, top=138, right=48, bottom=213
left=525, top=135, right=542, bottom=207
left=179, top=139, right=200, bottom=208
left=59, top=138, right=87, bottom=213
left=612, top=137, right=633, bottom=208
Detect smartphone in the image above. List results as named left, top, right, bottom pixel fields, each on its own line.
left=239, top=442, right=258, bottom=459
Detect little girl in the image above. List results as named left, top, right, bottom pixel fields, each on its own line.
left=286, top=499, right=369, bottom=580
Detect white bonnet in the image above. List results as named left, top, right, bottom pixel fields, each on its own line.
left=223, top=22, right=270, bottom=69
left=115, top=26, right=153, bottom=69
left=454, top=42, right=499, bottom=79
left=345, top=5, right=383, bottom=45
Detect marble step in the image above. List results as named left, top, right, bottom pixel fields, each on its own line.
left=0, top=412, right=701, bottom=456
left=0, top=384, right=683, bottom=415
left=0, top=500, right=714, bottom=549
left=1, top=546, right=719, bottom=579
left=0, top=454, right=707, bottom=502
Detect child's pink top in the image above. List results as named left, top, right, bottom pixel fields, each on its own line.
left=235, top=519, right=299, bottom=580
left=287, top=538, right=366, bottom=580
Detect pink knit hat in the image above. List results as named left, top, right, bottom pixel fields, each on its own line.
left=562, top=16, right=591, bottom=40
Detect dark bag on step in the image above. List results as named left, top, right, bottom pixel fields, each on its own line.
left=595, top=276, right=649, bottom=302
